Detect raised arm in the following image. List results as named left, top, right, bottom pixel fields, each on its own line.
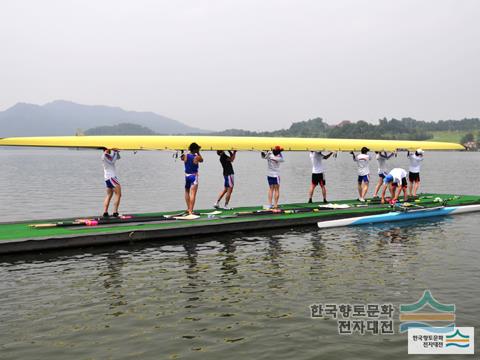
left=228, top=150, right=237, bottom=162
left=323, top=152, right=334, bottom=160
left=270, top=153, right=284, bottom=162
left=350, top=151, right=357, bottom=161
left=193, top=151, right=204, bottom=164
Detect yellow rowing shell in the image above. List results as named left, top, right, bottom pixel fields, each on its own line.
left=0, top=135, right=464, bottom=151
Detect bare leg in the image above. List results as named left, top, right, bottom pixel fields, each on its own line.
left=268, top=186, right=274, bottom=206
left=103, top=188, right=113, bottom=214
left=408, top=182, right=413, bottom=197
left=225, top=187, right=233, bottom=205
left=216, top=188, right=228, bottom=203
left=189, top=185, right=198, bottom=214
left=403, top=187, right=408, bottom=201
left=357, top=183, right=362, bottom=198
left=308, top=183, right=316, bottom=200
left=112, top=185, right=122, bottom=213
left=273, top=185, right=280, bottom=208
left=320, top=184, right=327, bottom=201
left=413, top=181, right=420, bottom=196
left=373, top=178, right=382, bottom=197
left=361, top=182, right=369, bottom=199
left=184, top=189, right=190, bottom=212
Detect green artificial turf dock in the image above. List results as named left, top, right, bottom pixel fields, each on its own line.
left=1, top=193, right=479, bottom=254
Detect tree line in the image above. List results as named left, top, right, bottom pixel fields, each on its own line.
left=85, top=117, right=480, bottom=143
left=214, top=117, right=480, bottom=141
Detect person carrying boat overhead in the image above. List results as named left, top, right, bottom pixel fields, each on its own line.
left=407, top=149, right=424, bottom=198
left=181, top=142, right=203, bottom=215
left=381, top=168, right=408, bottom=204
left=373, top=150, right=396, bottom=198
left=261, top=146, right=284, bottom=209
left=102, top=148, right=122, bottom=218
left=308, top=151, right=335, bottom=203
left=214, top=150, right=237, bottom=210
left=350, top=147, right=373, bottom=202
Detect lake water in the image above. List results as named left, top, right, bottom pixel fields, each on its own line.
left=0, top=149, right=479, bottom=359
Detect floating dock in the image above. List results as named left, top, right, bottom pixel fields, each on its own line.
left=1, top=193, right=479, bottom=254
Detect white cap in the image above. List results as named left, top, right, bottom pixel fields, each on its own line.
left=416, top=148, right=424, bottom=154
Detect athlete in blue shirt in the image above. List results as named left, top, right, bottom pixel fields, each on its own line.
left=181, top=142, right=203, bottom=215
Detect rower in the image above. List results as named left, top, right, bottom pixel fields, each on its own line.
left=181, top=142, right=203, bottom=215
left=407, top=149, right=424, bottom=197
left=261, top=146, right=284, bottom=209
left=308, top=151, right=334, bottom=203
left=214, top=150, right=237, bottom=210
left=101, top=148, right=122, bottom=218
left=350, top=147, right=373, bottom=202
left=373, top=151, right=396, bottom=198
left=381, top=168, right=408, bottom=204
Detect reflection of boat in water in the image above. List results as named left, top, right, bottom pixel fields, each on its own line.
left=1, top=193, right=479, bottom=254
left=317, top=204, right=480, bottom=229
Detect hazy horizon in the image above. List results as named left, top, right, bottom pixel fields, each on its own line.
left=2, top=0, right=479, bottom=131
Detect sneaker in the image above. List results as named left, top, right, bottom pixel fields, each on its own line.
left=222, top=205, right=233, bottom=210
left=323, top=199, right=328, bottom=203
left=103, top=212, right=109, bottom=218
left=359, top=198, right=366, bottom=203
left=308, top=198, right=313, bottom=203
left=112, top=212, right=119, bottom=218
left=213, top=203, right=220, bottom=209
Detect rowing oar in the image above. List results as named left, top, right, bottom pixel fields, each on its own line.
left=31, top=215, right=173, bottom=228
left=30, top=210, right=222, bottom=229
left=222, top=206, right=340, bottom=219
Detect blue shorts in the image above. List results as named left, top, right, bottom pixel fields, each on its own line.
left=358, top=175, right=369, bottom=184
left=378, top=172, right=387, bottom=179
left=224, top=175, right=234, bottom=188
left=267, top=176, right=280, bottom=186
left=185, top=174, right=198, bottom=189
left=105, top=177, right=120, bottom=189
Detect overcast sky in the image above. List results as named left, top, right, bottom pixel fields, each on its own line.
left=1, top=0, right=479, bottom=131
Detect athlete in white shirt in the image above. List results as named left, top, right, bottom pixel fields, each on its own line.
left=102, top=148, right=122, bottom=217
left=381, top=168, right=408, bottom=204
left=407, top=149, right=424, bottom=197
left=308, top=151, right=334, bottom=203
left=261, top=146, right=285, bottom=209
left=373, top=151, right=396, bottom=198
left=351, top=147, right=373, bottom=202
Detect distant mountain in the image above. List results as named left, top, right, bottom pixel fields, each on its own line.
left=85, top=123, right=156, bottom=135
left=0, top=100, right=209, bottom=136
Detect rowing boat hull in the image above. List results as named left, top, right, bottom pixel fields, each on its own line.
left=0, top=135, right=464, bottom=152
left=317, top=205, right=480, bottom=229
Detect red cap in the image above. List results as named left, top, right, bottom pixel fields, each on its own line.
left=274, top=145, right=284, bottom=152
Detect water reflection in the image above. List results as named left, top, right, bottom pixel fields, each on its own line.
left=101, top=252, right=127, bottom=316
left=219, top=239, right=238, bottom=277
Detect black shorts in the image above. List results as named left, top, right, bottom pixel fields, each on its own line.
left=409, top=172, right=420, bottom=182
left=312, top=173, right=325, bottom=186
left=393, top=178, right=408, bottom=188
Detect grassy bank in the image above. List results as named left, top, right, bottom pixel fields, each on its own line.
left=429, top=130, right=467, bottom=143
